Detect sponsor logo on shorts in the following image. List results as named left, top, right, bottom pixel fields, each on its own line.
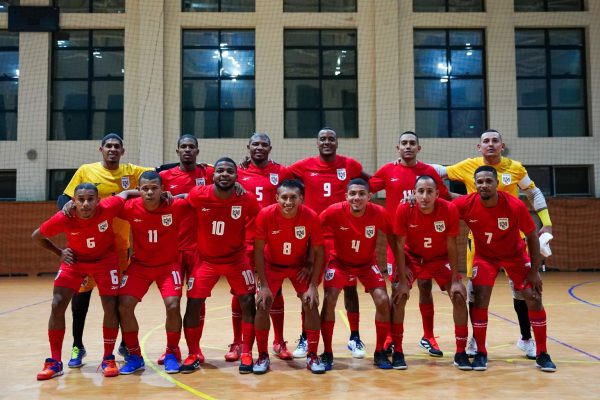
left=270, top=173, right=279, bottom=185
left=71, top=232, right=80, bottom=235
left=271, top=230, right=281, bottom=235
left=391, top=178, right=399, bottom=182
left=231, top=206, right=242, bottom=220
left=196, top=178, right=206, bottom=186
left=134, top=218, right=143, bottom=223
left=295, top=226, right=306, bottom=239
left=98, top=220, right=108, bottom=232
left=502, top=173, right=511, bottom=186
left=337, top=168, right=346, bottom=181
left=409, top=224, right=419, bottom=228
left=162, top=214, right=173, bottom=226
left=472, top=266, right=478, bottom=278
left=339, top=226, right=349, bottom=231
left=524, top=262, right=531, bottom=268
left=365, top=225, right=375, bottom=239
left=111, top=285, right=119, bottom=290
left=119, top=275, right=128, bottom=288
left=434, top=221, right=446, bottom=233
left=325, top=269, right=335, bottom=281
left=187, top=277, right=195, bottom=290
left=121, top=176, right=131, bottom=189
left=498, top=218, right=509, bottom=230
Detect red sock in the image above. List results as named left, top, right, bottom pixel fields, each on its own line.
left=231, top=296, right=242, bottom=343
left=391, top=323, right=404, bottom=353
left=256, top=328, right=269, bottom=354
left=122, top=331, right=141, bottom=356
left=528, top=309, right=548, bottom=355
left=166, top=330, right=181, bottom=351
left=471, top=307, right=488, bottom=355
left=306, top=329, right=320, bottom=354
left=455, top=325, right=468, bottom=353
left=321, top=320, right=335, bottom=353
left=375, top=320, right=390, bottom=352
left=48, top=329, right=65, bottom=361
left=384, top=323, right=393, bottom=348
left=419, top=302, right=435, bottom=338
left=184, top=326, right=202, bottom=355
left=270, top=293, right=285, bottom=343
left=347, top=312, right=360, bottom=333
left=242, top=321, right=255, bottom=354
left=103, top=327, right=119, bottom=358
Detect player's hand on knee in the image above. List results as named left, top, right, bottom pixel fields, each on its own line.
left=392, top=281, right=410, bottom=305
left=449, top=281, right=467, bottom=302
left=256, top=287, right=273, bottom=310
left=526, top=270, right=543, bottom=296
left=61, top=248, right=75, bottom=265
left=303, top=285, right=319, bottom=309
left=297, top=265, right=311, bottom=283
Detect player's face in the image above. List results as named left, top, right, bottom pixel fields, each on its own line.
left=317, top=130, right=337, bottom=157
left=73, top=189, right=99, bottom=219
left=346, top=184, right=371, bottom=213
left=475, top=171, right=498, bottom=200
left=139, top=178, right=163, bottom=205
left=248, top=138, right=271, bottom=163
left=414, top=179, right=438, bottom=211
left=176, top=138, right=199, bottom=165
left=276, top=187, right=303, bottom=217
left=213, top=162, right=237, bottom=190
left=396, top=134, right=421, bottom=162
left=100, top=139, right=124, bottom=164
left=477, top=132, right=504, bottom=158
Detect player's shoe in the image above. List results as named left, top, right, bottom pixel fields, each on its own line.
left=272, top=341, right=293, bottom=360
left=164, top=353, right=180, bottom=374
left=391, top=352, right=407, bottom=370
left=158, top=346, right=182, bottom=365
left=320, top=352, right=334, bottom=371
left=37, top=358, right=64, bottom=380
left=118, top=343, right=130, bottom=360
left=252, top=352, right=270, bottom=375
left=466, top=337, right=477, bottom=357
left=347, top=337, right=366, bottom=359
left=535, top=352, right=557, bottom=372
left=472, top=352, right=488, bottom=371
left=239, top=352, right=253, bottom=374
left=293, top=335, right=308, bottom=358
left=179, top=354, right=202, bottom=374
left=419, top=337, right=443, bottom=357
left=100, top=355, right=119, bottom=377
left=453, top=352, right=473, bottom=371
left=68, top=346, right=86, bottom=368
left=224, top=343, right=242, bottom=362
left=517, top=337, right=537, bottom=360
left=383, top=337, right=394, bottom=356
left=306, top=352, right=326, bottom=374
left=373, top=351, right=393, bottom=370
left=119, top=354, right=145, bottom=375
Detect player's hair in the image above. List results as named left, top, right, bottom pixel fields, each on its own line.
left=399, top=130, right=419, bottom=144
left=101, top=133, right=123, bottom=146
left=214, top=157, right=237, bottom=170
left=318, top=127, right=337, bottom=137
left=177, top=134, right=198, bottom=147
left=347, top=177, right=369, bottom=191
left=249, top=132, right=271, bottom=145
left=74, top=183, right=98, bottom=195
left=474, top=165, right=498, bottom=179
left=140, top=170, right=162, bottom=184
left=278, top=179, right=305, bottom=196
left=480, top=129, right=502, bottom=141
left=415, top=174, right=436, bottom=187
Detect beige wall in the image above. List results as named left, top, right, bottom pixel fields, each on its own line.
left=1, top=0, right=598, bottom=200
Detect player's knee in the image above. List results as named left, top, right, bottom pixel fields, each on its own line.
left=238, top=295, right=256, bottom=313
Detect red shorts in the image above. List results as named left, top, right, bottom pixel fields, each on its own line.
left=187, top=258, right=256, bottom=299
left=178, top=249, right=197, bottom=280
left=404, top=255, right=459, bottom=290
left=263, top=263, right=310, bottom=296
left=324, top=258, right=386, bottom=292
left=472, top=255, right=532, bottom=290
left=55, top=258, right=120, bottom=297
left=119, top=262, right=183, bottom=301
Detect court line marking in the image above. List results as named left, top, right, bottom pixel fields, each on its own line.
left=0, top=298, right=51, bottom=316
left=567, top=280, right=600, bottom=308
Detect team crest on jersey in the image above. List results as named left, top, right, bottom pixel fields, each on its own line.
left=325, top=269, right=335, bottom=281
left=295, top=226, right=306, bottom=239
left=162, top=214, right=173, bottom=226
left=187, top=277, right=195, bottom=290
left=119, top=275, right=128, bottom=288
left=337, top=168, right=347, bottom=181
left=231, top=206, right=242, bottom=220
left=472, top=266, right=478, bottom=278
left=196, top=178, right=206, bottom=186
left=365, top=225, right=375, bottom=239
left=121, top=176, right=131, bottom=189
left=498, top=218, right=509, bottom=230
left=434, top=221, right=446, bottom=233
left=98, top=220, right=108, bottom=232
left=270, top=173, right=279, bottom=185
left=501, top=173, right=511, bottom=186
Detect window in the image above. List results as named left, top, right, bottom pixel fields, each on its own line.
left=413, top=0, right=484, bottom=12
left=51, top=30, right=124, bottom=140
left=284, top=0, right=356, bottom=12
left=53, top=0, right=125, bottom=13
left=182, top=30, right=255, bottom=138
left=414, top=29, right=486, bottom=138
left=284, top=29, right=358, bottom=138
left=0, top=170, right=16, bottom=201
left=0, top=31, right=18, bottom=141
left=182, top=0, right=254, bottom=12
left=514, top=0, right=583, bottom=12
left=48, top=169, right=77, bottom=200
left=526, top=166, right=592, bottom=196
left=515, top=29, right=587, bottom=137
left=0, top=1, right=19, bottom=12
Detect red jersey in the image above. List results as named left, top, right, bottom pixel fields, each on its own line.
left=320, top=202, right=391, bottom=267
left=237, top=161, right=290, bottom=207
left=370, top=161, right=450, bottom=217
left=288, top=155, right=363, bottom=214
left=254, top=204, right=324, bottom=267
left=39, top=196, right=125, bottom=263
left=118, top=197, right=188, bottom=267
left=454, top=192, right=536, bottom=262
left=394, top=198, right=459, bottom=262
left=159, top=165, right=214, bottom=251
left=187, top=185, right=260, bottom=264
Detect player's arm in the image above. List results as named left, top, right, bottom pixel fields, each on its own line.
left=116, top=189, right=141, bottom=200
left=447, top=235, right=467, bottom=301
left=392, top=235, right=410, bottom=304
left=519, top=175, right=552, bottom=235
left=303, top=244, right=324, bottom=309
left=254, top=238, right=272, bottom=310
left=430, top=164, right=448, bottom=179
left=31, top=228, right=74, bottom=265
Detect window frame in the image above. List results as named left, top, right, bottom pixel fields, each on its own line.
left=0, top=30, right=19, bottom=141
left=52, top=0, right=126, bottom=13
left=514, top=0, right=584, bottom=12
left=47, top=169, right=77, bottom=200
left=182, top=0, right=255, bottom=12
left=413, top=0, right=485, bottom=12
left=0, top=169, right=17, bottom=201
left=283, top=0, right=357, bottom=13
left=525, top=165, right=592, bottom=196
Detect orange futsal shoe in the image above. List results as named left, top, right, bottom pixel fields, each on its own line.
left=272, top=341, right=293, bottom=360
left=100, top=355, right=119, bottom=377
left=225, top=343, right=242, bottom=362
left=37, top=358, right=64, bottom=380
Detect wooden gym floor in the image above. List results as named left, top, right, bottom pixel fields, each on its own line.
left=1, top=272, right=598, bottom=400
